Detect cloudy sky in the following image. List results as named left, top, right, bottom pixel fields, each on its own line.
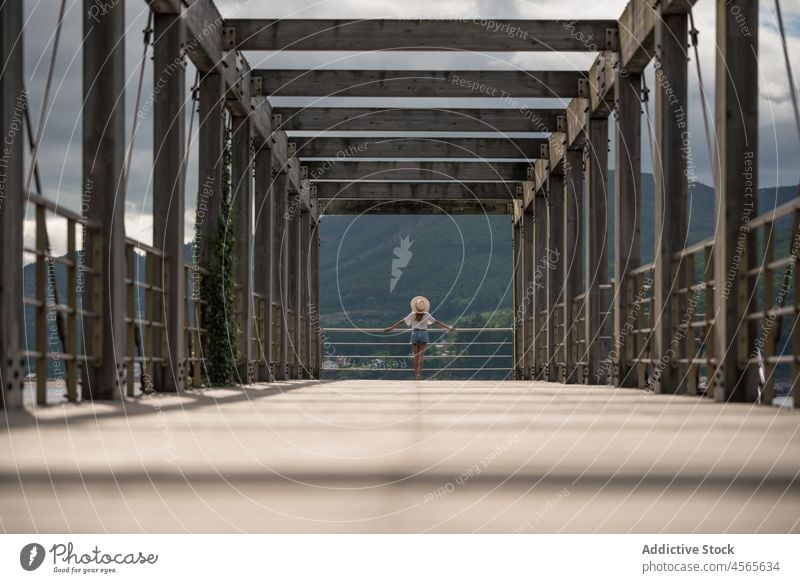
left=19, top=0, right=800, bottom=248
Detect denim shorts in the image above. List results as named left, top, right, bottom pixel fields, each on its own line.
left=410, top=329, right=430, bottom=345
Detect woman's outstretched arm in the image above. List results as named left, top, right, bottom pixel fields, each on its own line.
left=383, top=320, right=406, bottom=333
left=434, top=319, right=455, bottom=332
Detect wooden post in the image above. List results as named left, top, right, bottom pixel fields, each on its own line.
left=310, top=216, right=322, bottom=378
left=0, top=0, right=25, bottom=407
left=232, top=115, right=253, bottom=384
left=291, top=193, right=303, bottom=379
left=152, top=12, right=186, bottom=393
left=82, top=0, right=126, bottom=399
left=273, top=171, right=289, bottom=381
left=253, top=145, right=273, bottom=382
left=651, top=11, right=688, bottom=394
left=584, top=117, right=610, bottom=385
left=533, top=194, right=548, bottom=379
left=522, top=205, right=535, bottom=380
left=196, top=72, right=225, bottom=271
left=300, top=208, right=311, bottom=378
left=563, top=148, right=584, bottom=383
left=713, top=0, right=759, bottom=402
left=512, top=213, right=524, bottom=379
left=547, top=174, right=565, bottom=382
left=612, top=71, right=642, bottom=388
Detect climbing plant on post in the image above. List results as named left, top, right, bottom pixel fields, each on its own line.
left=199, top=115, right=241, bottom=386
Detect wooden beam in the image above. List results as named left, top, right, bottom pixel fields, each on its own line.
left=0, top=0, right=25, bottom=407
left=546, top=174, right=565, bottom=382
left=314, top=182, right=520, bottom=201
left=232, top=115, right=254, bottom=383
left=152, top=12, right=187, bottom=393
left=651, top=11, right=688, bottom=394
left=612, top=72, right=642, bottom=388
left=532, top=194, right=548, bottom=379
left=275, top=107, right=561, bottom=133
left=309, top=216, right=321, bottom=378
left=563, top=148, right=584, bottom=383
left=618, top=0, right=657, bottom=73
left=548, top=133, right=567, bottom=172
left=288, top=195, right=301, bottom=378
left=82, top=0, right=127, bottom=399
left=273, top=171, right=289, bottom=380
left=253, top=145, right=274, bottom=382
left=589, top=51, right=619, bottom=116
left=196, top=72, right=225, bottom=270
left=513, top=213, right=524, bottom=379
left=522, top=206, right=535, bottom=380
left=306, top=161, right=531, bottom=182
left=255, top=69, right=586, bottom=98
left=712, top=0, right=759, bottom=403
left=226, top=19, right=618, bottom=52
left=300, top=209, right=312, bottom=378
left=566, top=98, right=590, bottom=147
left=320, top=200, right=511, bottom=215
left=584, top=117, right=610, bottom=385
left=297, top=137, right=543, bottom=159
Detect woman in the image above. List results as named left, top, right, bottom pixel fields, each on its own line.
left=384, top=296, right=454, bottom=381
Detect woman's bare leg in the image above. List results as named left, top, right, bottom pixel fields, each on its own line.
left=417, top=343, right=427, bottom=379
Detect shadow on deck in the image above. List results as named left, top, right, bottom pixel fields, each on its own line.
left=1, top=380, right=798, bottom=533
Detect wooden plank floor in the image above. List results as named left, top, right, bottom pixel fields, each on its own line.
left=1, top=380, right=798, bottom=533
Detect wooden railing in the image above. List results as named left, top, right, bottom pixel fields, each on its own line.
left=743, top=198, right=800, bottom=407
left=22, top=193, right=103, bottom=405
left=671, top=238, right=716, bottom=395
left=185, top=262, right=209, bottom=387
left=625, top=262, right=655, bottom=387
left=125, top=238, right=168, bottom=396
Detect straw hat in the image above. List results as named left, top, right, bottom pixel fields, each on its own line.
left=410, top=296, right=430, bottom=313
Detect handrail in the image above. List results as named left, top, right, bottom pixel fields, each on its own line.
left=125, top=237, right=167, bottom=259
left=27, top=192, right=102, bottom=229
left=748, top=197, right=800, bottom=229
left=673, top=237, right=714, bottom=261
left=324, top=327, right=512, bottom=333
left=629, top=262, right=655, bottom=277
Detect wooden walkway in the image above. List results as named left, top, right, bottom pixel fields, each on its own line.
left=1, top=380, right=798, bottom=533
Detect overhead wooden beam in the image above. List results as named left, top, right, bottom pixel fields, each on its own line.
left=566, top=98, right=590, bottom=147
left=255, top=69, right=586, bottom=98
left=320, top=199, right=512, bottom=215
left=314, top=182, right=520, bottom=200
left=0, top=0, right=25, bottom=407
left=306, top=161, right=531, bottom=182
left=297, top=137, right=543, bottom=159
left=226, top=19, right=618, bottom=52
left=275, top=107, right=561, bottom=133
left=146, top=1, right=305, bottom=188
